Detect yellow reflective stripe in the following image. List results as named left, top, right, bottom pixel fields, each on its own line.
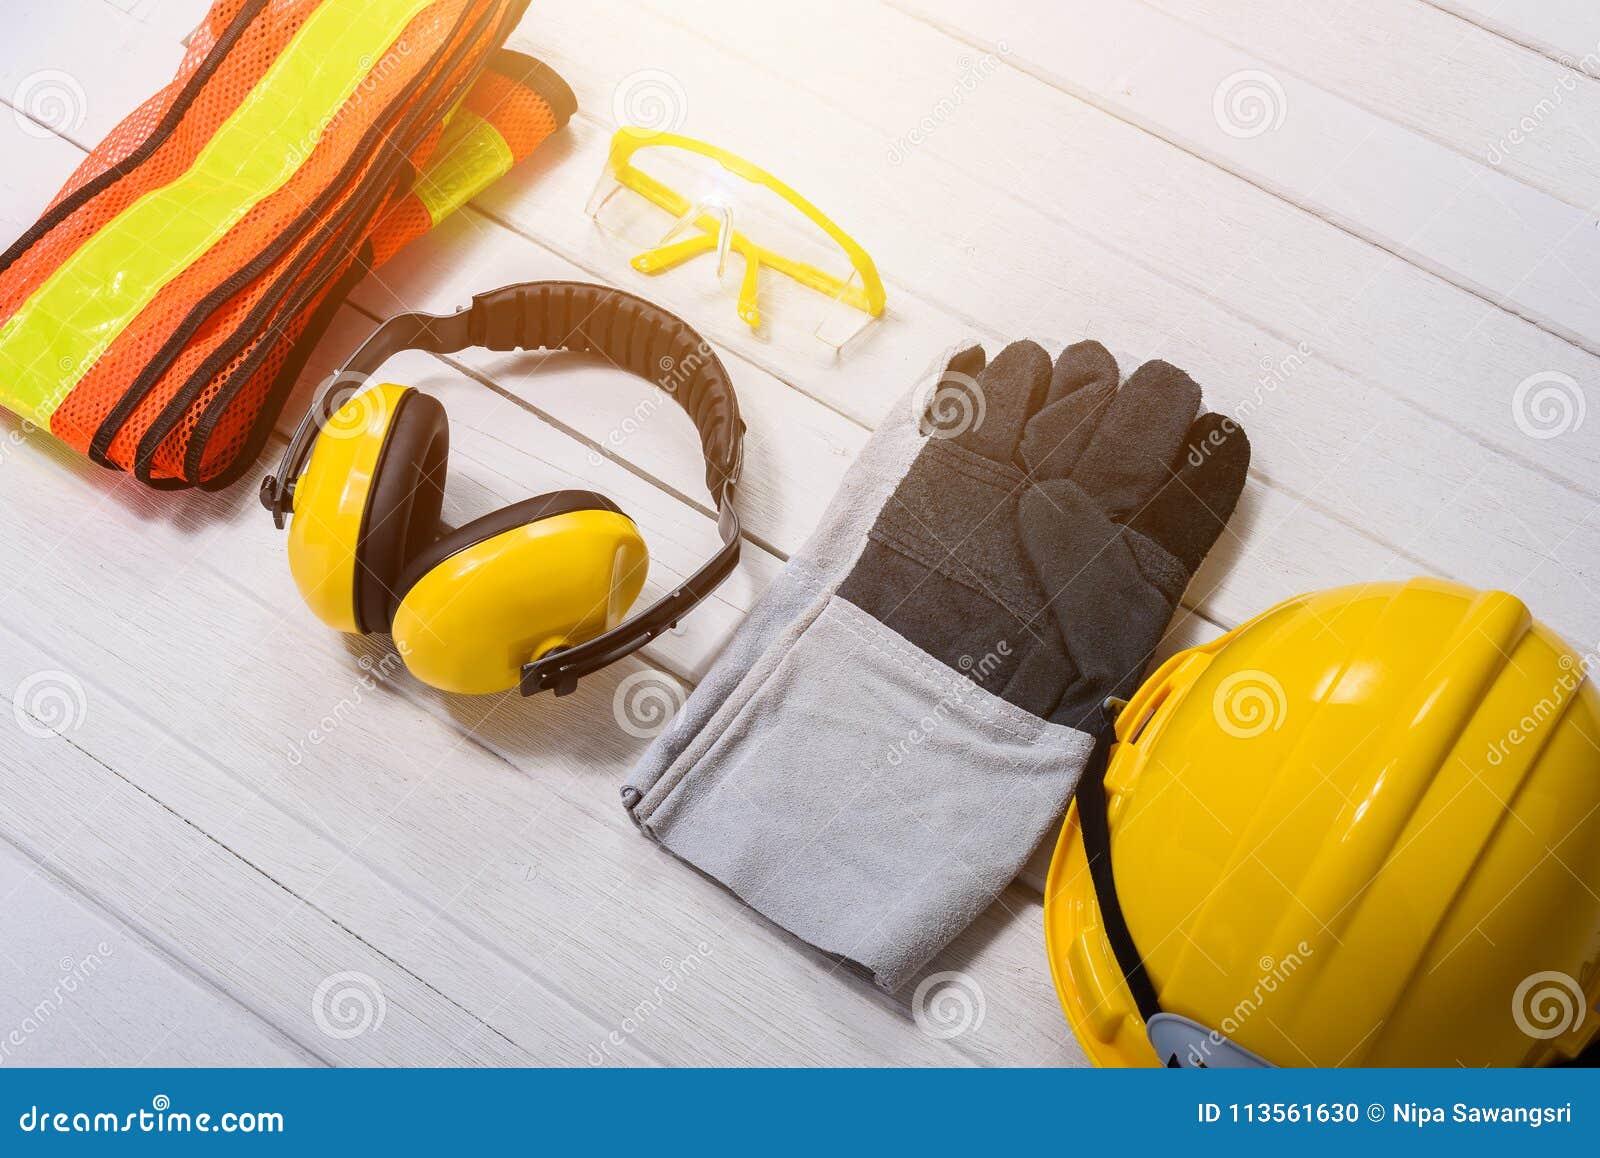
left=412, top=109, right=514, bottom=227
left=0, top=0, right=436, bottom=428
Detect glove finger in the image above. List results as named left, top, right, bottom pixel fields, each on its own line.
left=918, top=343, right=986, bottom=434
left=1018, top=340, right=1121, bottom=481
left=944, top=342, right=987, bottom=382
left=1070, top=359, right=1202, bottom=520
left=1016, top=479, right=1179, bottom=730
left=1128, top=412, right=1251, bottom=575
left=929, top=339, right=1050, bottom=464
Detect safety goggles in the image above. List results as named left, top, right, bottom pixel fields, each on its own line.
left=586, top=128, right=885, bottom=353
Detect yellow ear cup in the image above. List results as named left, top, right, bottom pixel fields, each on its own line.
left=286, top=384, right=449, bottom=633
left=390, top=506, right=649, bottom=694
left=286, top=383, right=410, bottom=632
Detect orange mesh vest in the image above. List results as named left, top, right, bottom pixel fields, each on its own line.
left=0, top=0, right=572, bottom=489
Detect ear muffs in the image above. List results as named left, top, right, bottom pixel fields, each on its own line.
left=389, top=491, right=649, bottom=695
left=266, top=281, right=746, bottom=699
left=285, top=384, right=448, bottom=633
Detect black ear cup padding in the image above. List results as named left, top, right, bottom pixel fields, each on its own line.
left=354, top=391, right=450, bottom=633
left=392, top=490, right=625, bottom=607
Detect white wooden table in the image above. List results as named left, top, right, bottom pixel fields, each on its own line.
left=1, top=0, right=1596, bottom=1066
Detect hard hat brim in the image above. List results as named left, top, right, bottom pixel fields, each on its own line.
left=1044, top=799, right=1161, bottom=1068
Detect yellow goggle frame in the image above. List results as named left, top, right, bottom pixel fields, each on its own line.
left=591, top=127, right=886, bottom=333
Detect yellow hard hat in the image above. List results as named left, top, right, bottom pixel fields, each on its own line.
left=1045, top=578, right=1600, bottom=1067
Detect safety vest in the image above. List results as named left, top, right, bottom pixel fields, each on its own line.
left=0, top=0, right=571, bottom=488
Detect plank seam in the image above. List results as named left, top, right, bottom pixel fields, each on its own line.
left=1145, top=0, right=1600, bottom=218
left=877, top=0, right=1600, bottom=362
left=1416, top=0, right=1598, bottom=74
left=0, top=614, right=646, bottom=1065
left=0, top=699, right=329, bottom=1065
left=538, top=36, right=1600, bottom=506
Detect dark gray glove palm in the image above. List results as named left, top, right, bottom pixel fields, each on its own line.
left=839, top=338, right=1249, bottom=731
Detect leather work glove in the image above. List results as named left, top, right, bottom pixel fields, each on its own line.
left=623, top=340, right=1250, bottom=991
left=840, top=338, right=1250, bottom=732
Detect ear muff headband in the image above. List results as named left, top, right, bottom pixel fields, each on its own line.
left=263, top=280, right=744, bottom=697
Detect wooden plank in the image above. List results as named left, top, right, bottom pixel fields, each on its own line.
left=10, top=0, right=1596, bottom=733
left=4, top=0, right=1596, bottom=1066
left=0, top=395, right=1070, bottom=1066
left=358, top=219, right=1518, bottom=660
left=0, top=0, right=182, bottom=148
left=1139, top=0, right=1600, bottom=211
left=0, top=117, right=84, bottom=241
left=491, top=8, right=1600, bottom=647
left=512, top=0, right=1600, bottom=501
left=17, top=3, right=1595, bottom=651
left=0, top=835, right=306, bottom=1066
left=1427, top=0, right=1600, bottom=67
left=103, top=0, right=216, bottom=46
left=892, top=0, right=1600, bottom=355
left=0, top=112, right=1078, bottom=1061
left=0, top=636, right=552, bottom=1066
